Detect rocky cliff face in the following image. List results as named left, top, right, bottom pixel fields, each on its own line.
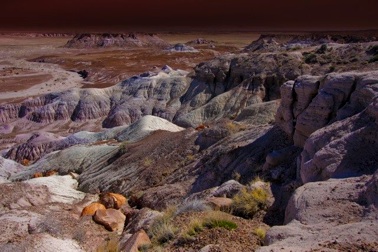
left=276, top=71, right=378, bottom=146
left=64, top=33, right=170, bottom=48
left=275, top=71, right=378, bottom=181
left=261, top=70, right=378, bottom=250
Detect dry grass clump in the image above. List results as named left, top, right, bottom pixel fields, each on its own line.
left=203, top=211, right=238, bottom=230
left=183, top=211, right=237, bottom=238
left=143, top=157, right=153, bottom=167
left=231, top=182, right=270, bottom=218
left=96, top=234, right=119, bottom=252
left=21, top=159, right=30, bottom=166
left=225, top=121, right=246, bottom=134
left=176, top=199, right=212, bottom=215
left=148, top=206, right=178, bottom=245
left=254, top=226, right=267, bottom=241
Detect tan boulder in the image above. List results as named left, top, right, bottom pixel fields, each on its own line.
left=109, top=193, right=127, bottom=209
left=81, top=202, right=106, bottom=217
left=120, top=230, right=151, bottom=252
left=93, top=209, right=126, bottom=234
left=99, top=192, right=127, bottom=209
left=207, top=197, right=233, bottom=211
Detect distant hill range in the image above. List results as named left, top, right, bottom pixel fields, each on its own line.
left=64, top=33, right=170, bottom=48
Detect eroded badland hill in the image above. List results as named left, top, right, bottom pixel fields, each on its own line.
left=0, top=31, right=377, bottom=251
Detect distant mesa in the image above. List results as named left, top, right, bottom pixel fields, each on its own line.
left=0, top=32, right=73, bottom=38
left=244, top=32, right=378, bottom=52
left=166, top=43, right=198, bottom=52
left=64, top=33, right=170, bottom=49
left=187, top=38, right=216, bottom=45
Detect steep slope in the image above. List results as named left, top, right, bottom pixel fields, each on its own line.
left=261, top=70, right=378, bottom=251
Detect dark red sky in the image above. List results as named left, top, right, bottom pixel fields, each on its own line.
left=1, top=0, right=378, bottom=31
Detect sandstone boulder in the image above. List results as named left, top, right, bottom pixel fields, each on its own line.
left=206, top=197, right=233, bottom=211
left=29, top=234, right=85, bottom=252
left=0, top=156, right=24, bottom=183
left=99, top=192, right=127, bottom=209
left=25, top=175, right=86, bottom=205
left=81, top=203, right=106, bottom=217
left=0, top=182, right=49, bottom=210
left=119, top=229, right=151, bottom=252
left=93, top=209, right=126, bottom=234
left=212, top=180, right=244, bottom=198
left=125, top=208, right=163, bottom=234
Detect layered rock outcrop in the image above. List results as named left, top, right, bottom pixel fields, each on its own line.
left=276, top=71, right=378, bottom=182
left=5, top=115, right=184, bottom=163
left=262, top=70, right=378, bottom=251
left=0, top=68, right=190, bottom=133
left=276, top=71, right=378, bottom=145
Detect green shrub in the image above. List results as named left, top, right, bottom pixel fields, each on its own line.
left=203, top=211, right=237, bottom=231
left=204, top=218, right=237, bottom=230
left=118, top=141, right=129, bottom=154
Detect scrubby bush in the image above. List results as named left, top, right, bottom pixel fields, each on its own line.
left=232, top=171, right=241, bottom=182
left=367, top=45, right=378, bottom=55
left=316, top=44, right=327, bottom=54
left=369, top=55, right=378, bottom=63
left=303, top=53, right=317, bottom=64
left=118, top=141, right=129, bottom=154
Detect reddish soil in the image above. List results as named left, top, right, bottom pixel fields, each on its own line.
left=33, top=46, right=239, bottom=89
left=160, top=211, right=268, bottom=252
left=0, top=74, right=52, bottom=92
